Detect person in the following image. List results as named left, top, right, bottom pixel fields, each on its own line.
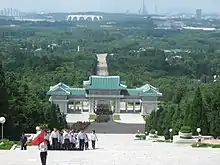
left=20, top=133, right=28, bottom=150
left=50, top=128, right=59, bottom=150
left=63, top=130, right=71, bottom=150
left=77, top=130, right=86, bottom=151
left=38, top=132, right=48, bottom=165
left=70, top=131, right=76, bottom=150
left=90, top=130, right=98, bottom=149
left=84, top=133, right=89, bottom=150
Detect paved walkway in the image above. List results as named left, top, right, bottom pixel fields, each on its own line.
left=1, top=134, right=220, bottom=165
left=114, top=114, right=145, bottom=124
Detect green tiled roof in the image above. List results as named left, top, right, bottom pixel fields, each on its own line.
left=47, top=87, right=70, bottom=96
left=87, top=76, right=122, bottom=89
left=67, top=88, right=86, bottom=95
left=127, top=89, right=142, bottom=96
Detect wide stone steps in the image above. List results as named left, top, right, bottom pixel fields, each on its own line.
left=85, top=121, right=145, bottom=134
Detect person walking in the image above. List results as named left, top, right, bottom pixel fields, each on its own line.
left=38, top=132, right=48, bottom=165
left=90, top=130, right=98, bottom=149
left=20, top=133, right=28, bottom=150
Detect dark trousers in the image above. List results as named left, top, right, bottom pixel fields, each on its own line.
left=52, top=138, right=58, bottom=150
left=79, top=139, right=85, bottom=150
left=40, top=152, right=47, bottom=165
left=64, top=139, right=70, bottom=150
left=85, top=142, right=89, bottom=150
left=70, top=143, right=75, bottom=150
left=21, top=143, right=27, bottom=150
left=92, top=140, right=96, bottom=149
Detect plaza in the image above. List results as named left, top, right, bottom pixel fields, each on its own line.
left=2, top=134, right=220, bottom=165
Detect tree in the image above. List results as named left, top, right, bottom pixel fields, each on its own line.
left=189, top=87, right=209, bottom=135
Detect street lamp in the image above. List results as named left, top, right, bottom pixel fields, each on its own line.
left=197, top=128, right=202, bottom=143
left=169, top=128, right=173, bottom=142
left=0, top=117, right=6, bottom=144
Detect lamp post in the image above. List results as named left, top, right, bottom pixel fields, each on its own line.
left=169, top=128, right=173, bottom=142
left=0, top=117, right=6, bottom=144
left=197, top=128, right=201, bottom=143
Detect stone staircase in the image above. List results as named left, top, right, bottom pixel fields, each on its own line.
left=84, top=121, right=145, bottom=134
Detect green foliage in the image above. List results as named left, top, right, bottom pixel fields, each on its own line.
left=113, top=114, right=121, bottom=120
left=0, top=139, right=15, bottom=150
left=180, top=126, right=192, bottom=133
left=135, top=134, right=146, bottom=140
left=150, top=129, right=156, bottom=134
left=88, top=114, right=97, bottom=120
left=191, top=143, right=220, bottom=148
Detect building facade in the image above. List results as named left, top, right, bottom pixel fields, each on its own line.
left=47, top=75, right=162, bottom=115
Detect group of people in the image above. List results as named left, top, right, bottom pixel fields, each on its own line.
left=47, top=128, right=98, bottom=151
left=20, top=128, right=98, bottom=165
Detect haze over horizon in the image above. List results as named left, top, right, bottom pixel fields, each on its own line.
left=0, top=0, right=219, bottom=14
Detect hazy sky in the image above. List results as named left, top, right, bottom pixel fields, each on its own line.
left=0, top=0, right=219, bottom=13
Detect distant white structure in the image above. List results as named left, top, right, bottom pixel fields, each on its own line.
left=77, top=46, right=80, bottom=52
left=66, top=15, right=103, bottom=21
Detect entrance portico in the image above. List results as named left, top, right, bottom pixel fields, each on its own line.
left=47, top=75, right=162, bottom=115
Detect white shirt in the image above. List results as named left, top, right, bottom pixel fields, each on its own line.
left=85, top=134, right=89, bottom=142
left=77, top=132, right=86, bottom=140
left=91, top=133, right=98, bottom=141
left=50, top=131, right=58, bottom=138
left=38, top=142, right=47, bottom=152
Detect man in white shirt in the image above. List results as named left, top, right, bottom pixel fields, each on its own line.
left=77, top=130, right=86, bottom=151
left=91, top=130, right=98, bottom=149
left=50, top=128, right=59, bottom=150
left=63, top=130, right=71, bottom=150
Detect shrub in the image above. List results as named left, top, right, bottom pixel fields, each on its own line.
left=135, top=134, right=146, bottom=140
left=150, top=129, right=156, bottom=134
left=70, top=121, right=90, bottom=131
left=113, top=114, right=121, bottom=120
left=89, top=114, right=96, bottom=120
left=0, top=139, right=15, bottom=150
left=192, top=143, right=220, bottom=148
left=180, top=126, right=192, bottom=133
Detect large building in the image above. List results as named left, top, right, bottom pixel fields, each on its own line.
left=47, top=75, right=162, bottom=115
left=196, top=9, right=202, bottom=20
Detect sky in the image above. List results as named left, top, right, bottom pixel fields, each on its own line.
left=0, top=0, right=219, bottom=14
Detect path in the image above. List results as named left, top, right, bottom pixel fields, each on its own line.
left=96, top=53, right=108, bottom=76
left=3, top=134, right=220, bottom=165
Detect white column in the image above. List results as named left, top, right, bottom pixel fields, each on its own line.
left=115, top=99, right=120, bottom=113
left=89, top=99, right=93, bottom=113
left=125, top=102, right=128, bottom=112
left=81, top=101, right=83, bottom=113
left=133, top=102, right=136, bottom=112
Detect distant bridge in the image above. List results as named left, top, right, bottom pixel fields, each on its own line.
left=66, top=15, right=103, bottom=21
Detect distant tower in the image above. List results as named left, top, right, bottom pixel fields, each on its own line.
left=77, top=46, right=80, bottom=52
left=196, top=9, right=202, bottom=20
left=141, top=0, right=147, bottom=15
left=155, top=4, right=158, bottom=14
